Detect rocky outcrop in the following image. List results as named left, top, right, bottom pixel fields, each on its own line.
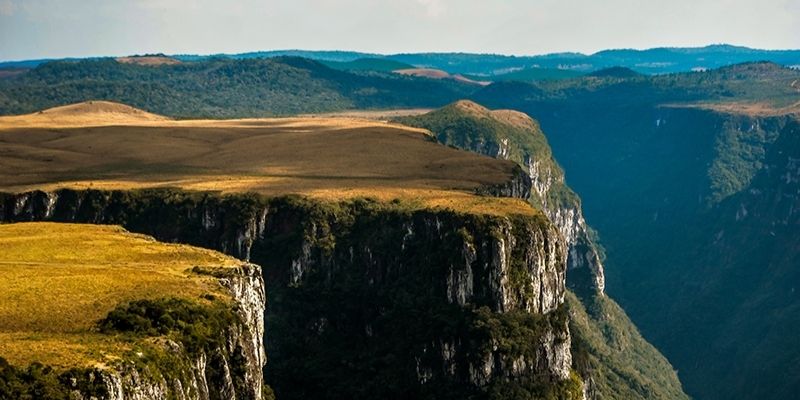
left=1, top=189, right=577, bottom=400
left=395, top=101, right=606, bottom=296
left=59, top=263, right=267, bottom=400
left=476, top=164, right=533, bottom=199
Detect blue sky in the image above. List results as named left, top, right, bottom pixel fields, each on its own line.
left=1, top=0, right=799, bottom=61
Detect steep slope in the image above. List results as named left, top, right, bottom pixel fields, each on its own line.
left=0, top=57, right=475, bottom=118
left=0, top=222, right=266, bottom=399
left=471, top=62, right=800, bottom=399
left=0, top=103, right=583, bottom=399
left=397, top=100, right=605, bottom=295
left=395, top=101, right=687, bottom=399
left=1, top=190, right=582, bottom=400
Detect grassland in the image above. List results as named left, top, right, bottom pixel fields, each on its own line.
left=0, top=101, right=535, bottom=216
left=0, top=222, right=240, bottom=368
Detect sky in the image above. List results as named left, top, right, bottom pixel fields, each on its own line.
left=1, top=0, right=799, bottom=61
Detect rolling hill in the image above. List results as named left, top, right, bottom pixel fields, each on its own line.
left=479, top=67, right=583, bottom=82
left=321, top=57, right=414, bottom=72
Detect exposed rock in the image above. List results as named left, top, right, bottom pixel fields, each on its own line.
left=1, top=189, right=576, bottom=399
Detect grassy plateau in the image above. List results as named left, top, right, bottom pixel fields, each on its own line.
left=0, top=222, right=241, bottom=369
left=0, top=101, right=535, bottom=216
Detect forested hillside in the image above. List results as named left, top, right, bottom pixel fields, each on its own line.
left=0, top=57, right=473, bottom=118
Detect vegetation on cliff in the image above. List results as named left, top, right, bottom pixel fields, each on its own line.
left=1, top=189, right=578, bottom=400
left=471, top=61, right=800, bottom=399
left=396, top=100, right=688, bottom=399
left=0, top=222, right=264, bottom=398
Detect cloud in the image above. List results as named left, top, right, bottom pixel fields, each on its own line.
left=0, top=0, right=16, bottom=16
left=416, top=0, right=445, bottom=17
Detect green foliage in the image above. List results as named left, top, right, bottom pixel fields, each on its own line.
left=99, top=297, right=239, bottom=354
left=707, top=116, right=785, bottom=203
left=321, top=57, right=415, bottom=72
left=2, top=188, right=573, bottom=399
left=486, top=370, right=584, bottom=400
left=483, top=67, right=582, bottom=82
left=0, top=358, right=107, bottom=400
left=0, top=57, right=475, bottom=118
left=566, top=292, right=688, bottom=400
left=395, top=101, right=580, bottom=211
left=471, top=65, right=800, bottom=399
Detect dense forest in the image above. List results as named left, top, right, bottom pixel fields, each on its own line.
left=0, top=57, right=474, bottom=118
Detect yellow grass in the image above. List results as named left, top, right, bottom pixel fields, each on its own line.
left=662, top=101, right=800, bottom=117
left=0, top=101, right=536, bottom=216
left=0, top=222, right=240, bottom=367
left=115, top=56, right=181, bottom=66
left=297, top=108, right=433, bottom=120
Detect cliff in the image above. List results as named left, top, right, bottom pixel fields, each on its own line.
left=395, top=100, right=689, bottom=399
left=99, top=263, right=267, bottom=400
left=396, top=100, right=606, bottom=295
left=471, top=63, right=799, bottom=398
left=0, top=223, right=267, bottom=400
left=1, top=189, right=581, bottom=400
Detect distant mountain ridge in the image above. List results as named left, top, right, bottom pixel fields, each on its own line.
left=3, top=44, right=800, bottom=76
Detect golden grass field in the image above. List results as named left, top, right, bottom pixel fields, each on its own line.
left=115, top=56, right=181, bottom=66
left=394, top=68, right=491, bottom=86
left=0, top=101, right=535, bottom=216
left=663, top=101, right=800, bottom=117
left=0, top=222, right=240, bottom=368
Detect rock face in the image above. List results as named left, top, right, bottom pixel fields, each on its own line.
left=396, top=100, right=606, bottom=296
left=395, top=101, right=691, bottom=400
left=62, top=263, right=266, bottom=400
left=474, top=72, right=799, bottom=399
left=0, top=189, right=580, bottom=400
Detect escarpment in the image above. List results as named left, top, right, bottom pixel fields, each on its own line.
left=0, top=222, right=267, bottom=400
left=396, top=100, right=606, bottom=296
left=1, top=189, right=581, bottom=399
left=99, top=263, right=267, bottom=400
left=396, top=100, right=689, bottom=400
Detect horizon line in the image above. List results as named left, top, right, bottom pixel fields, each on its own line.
left=2, top=43, right=800, bottom=64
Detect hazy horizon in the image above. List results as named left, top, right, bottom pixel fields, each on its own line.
left=1, top=0, right=799, bottom=62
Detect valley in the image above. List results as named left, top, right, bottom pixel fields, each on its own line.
left=0, top=45, right=798, bottom=400
left=472, top=62, right=800, bottom=399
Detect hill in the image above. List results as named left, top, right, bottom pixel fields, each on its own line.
left=0, top=102, right=532, bottom=216
left=394, top=68, right=490, bottom=85
left=487, top=67, right=582, bottom=82
left=0, top=100, right=169, bottom=128
left=5, top=45, right=800, bottom=76
left=115, top=55, right=181, bottom=66
left=586, top=66, right=641, bottom=78
left=396, top=101, right=688, bottom=400
left=0, top=57, right=476, bottom=118
left=321, top=57, right=414, bottom=72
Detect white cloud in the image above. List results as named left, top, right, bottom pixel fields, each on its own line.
left=0, top=0, right=16, bottom=16
left=0, top=0, right=798, bottom=60
left=416, top=0, right=446, bottom=17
